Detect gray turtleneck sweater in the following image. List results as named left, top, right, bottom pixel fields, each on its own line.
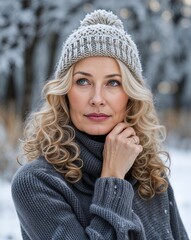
left=11, top=130, right=188, bottom=240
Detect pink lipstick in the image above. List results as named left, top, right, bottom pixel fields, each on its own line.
left=85, top=113, right=110, bottom=121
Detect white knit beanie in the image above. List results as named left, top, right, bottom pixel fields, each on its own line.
left=55, top=9, right=143, bottom=81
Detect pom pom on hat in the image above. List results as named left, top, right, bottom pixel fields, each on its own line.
left=80, top=9, right=124, bottom=30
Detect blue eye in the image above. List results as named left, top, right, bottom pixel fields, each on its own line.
left=107, top=80, right=121, bottom=87
left=76, top=78, right=89, bottom=86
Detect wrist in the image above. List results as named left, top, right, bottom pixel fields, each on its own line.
left=100, top=170, right=125, bottom=179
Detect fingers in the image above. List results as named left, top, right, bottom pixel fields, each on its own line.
left=107, top=122, right=143, bottom=152
left=132, top=135, right=140, bottom=145
left=126, top=136, right=143, bottom=152
left=109, top=122, right=136, bottom=137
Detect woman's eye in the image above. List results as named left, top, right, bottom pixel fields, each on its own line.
left=107, top=80, right=121, bottom=87
left=76, top=79, right=89, bottom=86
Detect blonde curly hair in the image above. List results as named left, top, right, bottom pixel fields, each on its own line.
left=22, top=58, right=169, bottom=199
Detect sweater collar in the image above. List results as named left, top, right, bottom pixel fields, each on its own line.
left=75, top=129, right=104, bottom=179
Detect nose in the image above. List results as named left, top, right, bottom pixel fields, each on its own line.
left=90, top=86, right=105, bottom=106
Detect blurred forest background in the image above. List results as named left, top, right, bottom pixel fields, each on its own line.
left=0, top=0, right=191, bottom=181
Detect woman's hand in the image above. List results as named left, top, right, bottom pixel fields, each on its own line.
left=101, top=122, right=143, bottom=179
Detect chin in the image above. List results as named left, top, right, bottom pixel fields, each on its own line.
left=83, top=126, right=112, bottom=136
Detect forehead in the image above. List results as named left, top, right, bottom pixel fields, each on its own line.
left=73, top=56, right=120, bottom=74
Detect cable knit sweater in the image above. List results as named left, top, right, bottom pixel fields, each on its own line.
left=11, top=130, right=188, bottom=240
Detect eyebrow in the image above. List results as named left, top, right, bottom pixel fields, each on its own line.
left=73, top=71, right=122, bottom=78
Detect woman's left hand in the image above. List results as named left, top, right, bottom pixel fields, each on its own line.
left=101, top=122, right=143, bottom=179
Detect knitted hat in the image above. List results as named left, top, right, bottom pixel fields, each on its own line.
left=55, top=9, right=143, bottom=81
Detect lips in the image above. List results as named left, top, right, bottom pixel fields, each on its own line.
left=85, top=113, right=111, bottom=121
left=85, top=113, right=110, bottom=117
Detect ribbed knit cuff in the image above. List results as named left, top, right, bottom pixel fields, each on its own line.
left=92, top=178, right=134, bottom=218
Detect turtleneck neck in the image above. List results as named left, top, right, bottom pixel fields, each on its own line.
left=73, top=129, right=104, bottom=194
left=80, top=132, right=107, bottom=143
left=75, top=129, right=104, bottom=163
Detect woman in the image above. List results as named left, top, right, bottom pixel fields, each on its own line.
left=12, top=9, right=188, bottom=239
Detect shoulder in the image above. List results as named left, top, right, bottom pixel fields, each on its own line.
left=11, top=157, right=69, bottom=200
left=12, top=157, right=58, bottom=182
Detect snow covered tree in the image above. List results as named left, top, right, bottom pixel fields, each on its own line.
left=0, top=0, right=191, bottom=117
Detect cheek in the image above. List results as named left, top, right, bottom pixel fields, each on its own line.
left=67, top=89, right=87, bottom=112
left=114, top=94, right=129, bottom=113
left=68, top=87, right=77, bottom=102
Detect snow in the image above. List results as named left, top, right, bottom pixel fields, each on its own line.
left=0, top=148, right=191, bottom=239
left=0, top=180, right=21, bottom=240
left=168, top=147, right=191, bottom=237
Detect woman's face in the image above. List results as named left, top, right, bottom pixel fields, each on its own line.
left=67, top=56, right=129, bottom=135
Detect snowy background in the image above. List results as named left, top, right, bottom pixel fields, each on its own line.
left=0, top=147, right=191, bottom=239
left=0, top=0, right=191, bottom=112
left=0, top=0, right=191, bottom=239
